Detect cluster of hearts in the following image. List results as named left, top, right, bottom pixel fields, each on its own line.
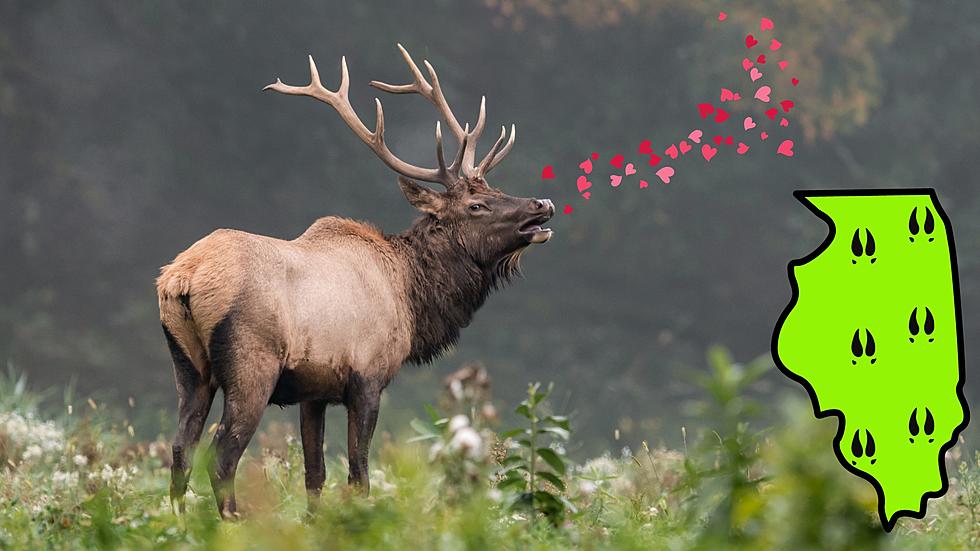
left=544, top=13, right=799, bottom=215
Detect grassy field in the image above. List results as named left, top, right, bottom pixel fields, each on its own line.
left=1, top=352, right=977, bottom=550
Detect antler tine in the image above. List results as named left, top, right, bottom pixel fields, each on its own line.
left=476, top=125, right=507, bottom=176
left=435, top=121, right=447, bottom=176
left=485, top=124, right=516, bottom=174
left=460, top=97, right=487, bottom=178
left=449, top=123, right=469, bottom=175
left=265, top=55, right=447, bottom=186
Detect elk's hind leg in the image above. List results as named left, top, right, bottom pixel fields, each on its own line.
left=300, top=400, right=328, bottom=509
left=207, top=318, right=281, bottom=519
left=164, top=326, right=216, bottom=514
left=345, top=373, right=382, bottom=494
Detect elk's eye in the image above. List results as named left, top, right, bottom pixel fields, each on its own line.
left=468, top=204, right=486, bottom=212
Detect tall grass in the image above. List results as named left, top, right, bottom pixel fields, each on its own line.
left=0, top=354, right=976, bottom=550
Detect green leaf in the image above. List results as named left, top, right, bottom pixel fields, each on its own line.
left=543, top=415, right=570, bottom=430
left=499, top=455, right=524, bottom=466
left=536, top=471, right=566, bottom=492
left=424, top=403, right=442, bottom=423
left=536, top=448, right=566, bottom=475
left=538, top=426, right=570, bottom=440
left=409, top=418, right=437, bottom=437
left=514, top=404, right=532, bottom=419
left=497, top=475, right=527, bottom=492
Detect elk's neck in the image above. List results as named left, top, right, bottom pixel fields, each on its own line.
left=391, top=218, right=495, bottom=365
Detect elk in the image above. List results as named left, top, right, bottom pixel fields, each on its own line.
left=157, top=44, right=554, bottom=518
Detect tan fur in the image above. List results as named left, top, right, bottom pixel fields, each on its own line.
left=158, top=218, right=413, bottom=388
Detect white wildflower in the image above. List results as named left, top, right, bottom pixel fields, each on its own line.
left=448, top=427, right=483, bottom=459
left=73, top=454, right=88, bottom=467
left=52, top=470, right=79, bottom=488
left=577, top=479, right=598, bottom=495
left=448, top=414, right=470, bottom=433
left=22, top=445, right=43, bottom=461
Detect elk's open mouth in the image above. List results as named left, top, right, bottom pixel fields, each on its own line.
left=518, top=215, right=553, bottom=244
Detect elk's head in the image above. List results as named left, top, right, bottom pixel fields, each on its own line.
left=265, top=45, right=554, bottom=274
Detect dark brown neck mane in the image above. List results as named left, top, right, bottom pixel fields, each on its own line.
left=390, top=216, right=499, bottom=365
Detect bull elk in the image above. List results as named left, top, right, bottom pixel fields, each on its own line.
left=157, top=45, right=554, bottom=517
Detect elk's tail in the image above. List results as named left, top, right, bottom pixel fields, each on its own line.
left=157, top=262, right=208, bottom=377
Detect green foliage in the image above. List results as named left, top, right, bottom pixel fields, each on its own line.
left=498, top=383, right=576, bottom=526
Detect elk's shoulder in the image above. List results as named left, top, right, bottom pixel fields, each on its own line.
left=295, top=217, right=389, bottom=249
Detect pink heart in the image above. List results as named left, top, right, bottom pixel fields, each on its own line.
left=665, top=144, right=679, bottom=159
left=780, top=118, right=789, bottom=127
left=760, top=17, right=774, bottom=31
left=760, top=131, right=769, bottom=140
left=770, top=39, right=782, bottom=51
left=737, top=142, right=750, bottom=155
left=679, top=140, right=692, bottom=154
left=718, top=11, right=727, bottom=21
left=778, top=60, right=789, bottom=71
left=777, top=139, right=795, bottom=157
left=688, top=129, right=703, bottom=143
left=720, top=88, right=734, bottom=102
left=742, top=58, right=754, bottom=71
left=610, top=174, right=623, bottom=187
left=750, top=68, right=763, bottom=82
left=639, top=179, right=649, bottom=188
left=743, top=116, right=757, bottom=131
left=701, top=144, right=717, bottom=162
left=578, top=159, right=593, bottom=174
left=562, top=204, right=573, bottom=214
left=576, top=175, right=592, bottom=193
left=655, top=166, right=674, bottom=184
left=625, top=163, right=636, bottom=176
left=754, top=86, right=772, bottom=102
left=582, top=191, right=591, bottom=200
left=733, top=92, right=742, bottom=101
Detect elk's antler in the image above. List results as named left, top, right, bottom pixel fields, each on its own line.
left=369, top=44, right=515, bottom=179
left=265, top=55, right=454, bottom=187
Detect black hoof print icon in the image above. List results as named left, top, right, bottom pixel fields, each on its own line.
left=908, top=407, right=935, bottom=444
left=908, top=307, right=936, bottom=343
left=851, top=228, right=877, bottom=264
left=851, top=328, right=877, bottom=365
left=850, top=429, right=877, bottom=465
left=909, top=206, right=936, bottom=243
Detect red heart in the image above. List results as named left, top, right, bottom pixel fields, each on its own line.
left=792, top=77, right=799, bottom=86
left=780, top=99, right=795, bottom=112
left=639, top=179, right=649, bottom=188
left=562, top=204, right=573, bottom=214
left=745, top=34, right=758, bottom=48
left=638, top=140, right=653, bottom=154
left=591, top=152, right=599, bottom=160
left=665, top=144, right=679, bottom=159
left=725, top=136, right=734, bottom=145
left=714, top=108, right=730, bottom=123
left=701, top=144, right=718, bottom=162
left=679, top=140, right=692, bottom=154
left=777, top=139, right=795, bottom=157
left=757, top=54, right=767, bottom=64
left=698, top=103, right=715, bottom=118
left=718, top=11, right=727, bottom=21
left=647, top=153, right=662, bottom=166
left=610, top=154, right=625, bottom=169
left=541, top=165, right=555, bottom=179
left=713, top=135, right=723, bottom=145
left=765, top=108, right=778, bottom=120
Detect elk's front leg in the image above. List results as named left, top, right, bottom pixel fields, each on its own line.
left=300, top=400, right=328, bottom=506
left=345, top=378, right=381, bottom=493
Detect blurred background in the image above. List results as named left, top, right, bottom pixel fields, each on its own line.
left=1, top=0, right=978, bottom=455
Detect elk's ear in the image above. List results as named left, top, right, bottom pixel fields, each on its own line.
left=398, top=177, right=446, bottom=215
